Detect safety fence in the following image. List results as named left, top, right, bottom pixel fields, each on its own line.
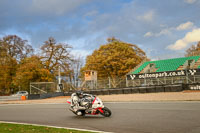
left=0, top=96, right=21, bottom=101
left=28, top=92, right=64, bottom=100
left=0, top=92, right=65, bottom=101
left=84, top=77, right=126, bottom=90
left=65, top=84, right=185, bottom=96
left=3, top=83, right=199, bottom=100
left=28, top=73, right=200, bottom=91
left=82, top=75, right=200, bottom=90
left=126, top=75, right=200, bottom=87
left=29, top=82, right=56, bottom=94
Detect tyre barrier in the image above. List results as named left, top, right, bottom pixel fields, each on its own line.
left=131, top=88, right=140, bottom=93
left=156, top=86, right=165, bottom=92
left=101, top=90, right=109, bottom=95
left=138, top=87, right=147, bottom=93
left=146, top=87, right=156, bottom=93
left=28, top=94, right=40, bottom=100
left=164, top=85, right=172, bottom=92
left=80, top=84, right=184, bottom=96
left=28, top=92, right=64, bottom=100
left=64, top=92, right=73, bottom=96
left=109, top=89, right=123, bottom=95
left=123, top=88, right=132, bottom=94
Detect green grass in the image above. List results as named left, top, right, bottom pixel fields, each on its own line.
left=0, top=123, right=95, bottom=133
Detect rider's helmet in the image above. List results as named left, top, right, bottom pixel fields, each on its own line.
left=76, top=91, right=84, bottom=98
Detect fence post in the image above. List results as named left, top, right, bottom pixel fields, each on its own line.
left=126, top=76, right=128, bottom=87
left=186, top=69, right=189, bottom=84
left=138, top=79, right=140, bottom=86
left=30, top=83, right=31, bottom=94
left=108, top=77, right=111, bottom=88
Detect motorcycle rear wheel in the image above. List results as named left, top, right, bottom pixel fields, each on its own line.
left=100, top=107, right=112, bottom=117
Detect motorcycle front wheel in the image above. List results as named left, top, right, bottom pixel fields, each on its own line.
left=100, top=107, right=112, bottom=117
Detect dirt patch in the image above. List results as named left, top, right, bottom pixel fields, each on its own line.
left=182, top=90, right=200, bottom=93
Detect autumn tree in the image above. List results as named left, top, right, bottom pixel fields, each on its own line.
left=0, top=35, right=33, bottom=61
left=13, top=56, right=53, bottom=92
left=0, top=47, right=17, bottom=94
left=82, top=37, right=146, bottom=87
left=40, top=37, right=72, bottom=74
left=0, top=35, right=33, bottom=94
left=185, top=41, right=200, bottom=57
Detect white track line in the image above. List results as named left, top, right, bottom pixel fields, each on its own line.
left=0, top=121, right=113, bottom=133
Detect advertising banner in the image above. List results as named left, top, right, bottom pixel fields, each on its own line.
left=127, top=69, right=200, bottom=80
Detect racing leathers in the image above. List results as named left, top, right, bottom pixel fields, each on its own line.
left=70, top=93, right=94, bottom=111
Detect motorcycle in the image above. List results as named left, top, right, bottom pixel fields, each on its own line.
left=67, top=95, right=112, bottom=117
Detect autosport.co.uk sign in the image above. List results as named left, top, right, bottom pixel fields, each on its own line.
left=127, top=69, right=200, bottom=80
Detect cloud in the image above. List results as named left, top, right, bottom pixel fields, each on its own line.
left=144, top=28, right=172, bottom=37
left=137, top=10, right=155, bottom=22
left=157, top=28, right=172, bottom=36
left=144, top=32, right=153, bottom=37
left=1, top=0, right=200, bottom=60
left=184, top=0, right=197, bottom=4
left=30, top=0, right=91, bottom=15
left=144, top=21, right=195, bottom=37
left=176, top=21, right=194, bottom=30
left=167, top=28, right=200, bottom=50
left=167, top=39, right=187, bottom=50
left=71, top=49, right=92, bottom=59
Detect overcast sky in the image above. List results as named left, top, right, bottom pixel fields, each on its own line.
left=0, top=0, right=200, bottom=60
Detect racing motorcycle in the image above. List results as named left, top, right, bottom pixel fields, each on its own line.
left=67, top=95, right=112, bottom=117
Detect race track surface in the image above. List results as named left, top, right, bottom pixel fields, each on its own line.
left=0, top=102, right=200, bottom=133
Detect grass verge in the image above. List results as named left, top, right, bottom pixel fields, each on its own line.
left=0, top=123, right=94, bottom=133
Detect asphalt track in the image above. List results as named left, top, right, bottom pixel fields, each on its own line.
left=0, top=102, right=200, bottom=133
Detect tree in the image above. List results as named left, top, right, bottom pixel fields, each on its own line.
left=40, top=37, right=72, bottom=73
left=0, top=35, right=33, bottom=94
left=185, top=41, right=200, bottom=57
left=82, top=37, right=146, bottom=87
left=0, top=51, right=17, bottom=94
left=0, top=35, right=33, bottom=61
left=13, top=56, right=53, bottom=92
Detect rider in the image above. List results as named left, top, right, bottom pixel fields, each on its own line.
left=71, top=91, right=94, bottom=111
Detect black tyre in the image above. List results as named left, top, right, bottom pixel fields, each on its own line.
left=100, top=107, right=112, bottom=117
left=81, top=110, right=86, bottom=116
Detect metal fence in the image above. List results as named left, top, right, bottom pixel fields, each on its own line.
left=29, top=75, right=200, bottom=91
left=0, top=96, right=21, bottom=101
left=30, top=82, right=56, bottom=94
left=126, top=75, right=200, bottom=87
left=81, top=75, right=200, bottom=90
left=83, top=77, right=127, bottom=90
